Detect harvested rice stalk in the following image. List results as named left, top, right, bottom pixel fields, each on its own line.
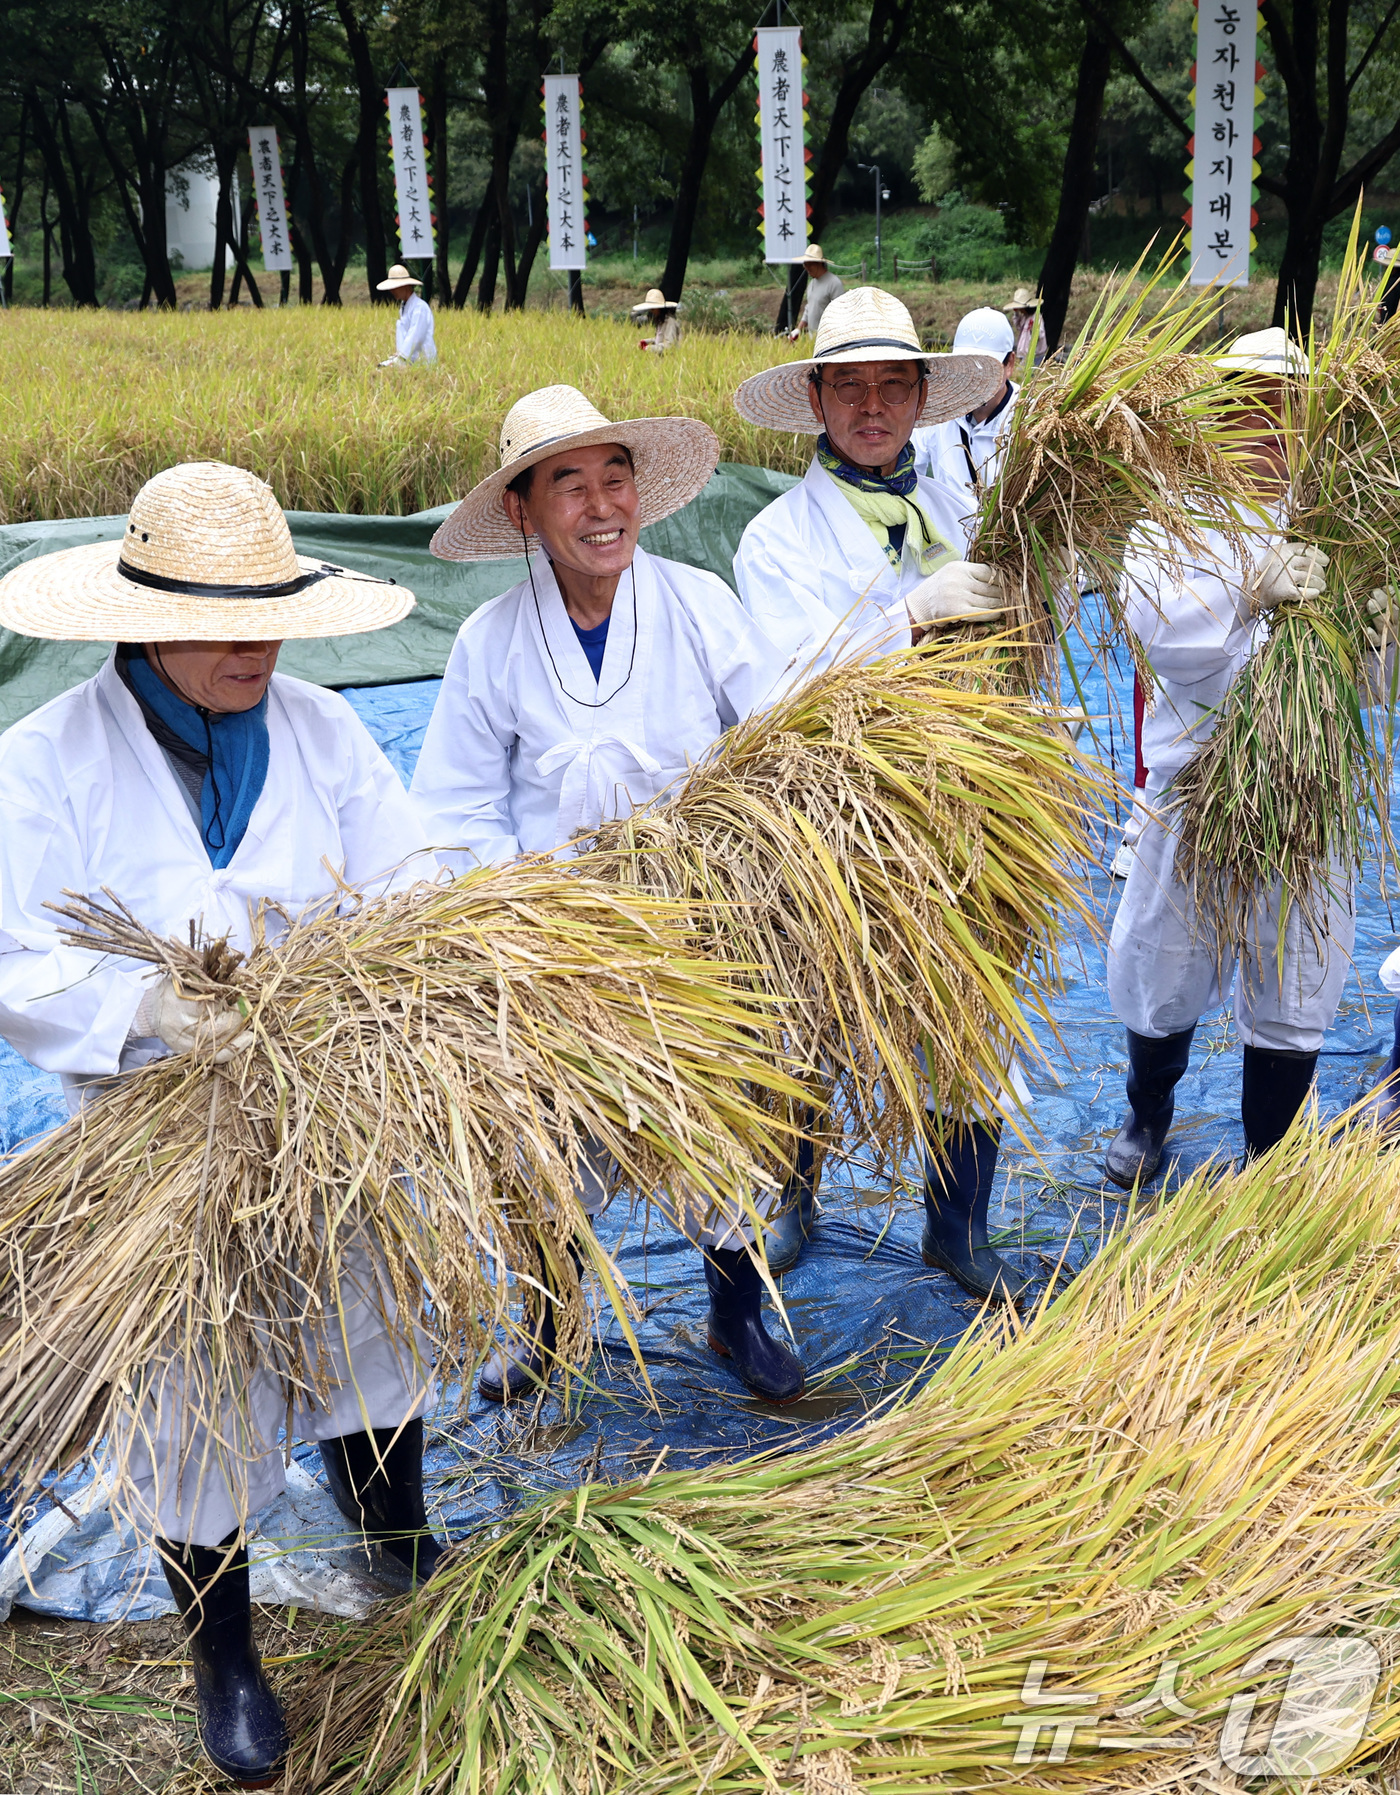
left=287, top=1116, right=1400, bottom=1795
left=0, top=868, right=799, bottom=1516
left=1173, top=231, right=1400, bottom=948
left=970, top=252, right=1251, bottom=698
left=582, top=637, right=1105, bottom=1157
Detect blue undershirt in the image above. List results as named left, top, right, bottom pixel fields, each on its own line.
left=570, top=613, right=611, bottom=683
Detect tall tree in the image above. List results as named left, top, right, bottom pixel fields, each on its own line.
left=1038, top=18, right=1115, bottom=348
left=334, top=0, right=391, bottom=300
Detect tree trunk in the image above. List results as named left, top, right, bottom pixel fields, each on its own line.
left=210, top=146, right=236, bottom=310
left=41, top=175, right=52, bottom=308
left=477, top=211, right=502, bottom=311
left=512, top=179, right=549, bottom=306
left=660, top=39, right=756, bottom=304
left=453, top=202, right=493, bottom=307
left=334, top=0, right=389, bottom=300
left=229, top=187, right=263, bottom=306
left=1036, top=22, right=1113, bottom=351
left=429, top=54, right=451, bottom=305
left=1266, top=0, right=1333, bottom=333
left=27, top=95, right=100, bottom=306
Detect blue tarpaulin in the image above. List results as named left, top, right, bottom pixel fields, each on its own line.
left=2, top=640, right=1396, bottom=1624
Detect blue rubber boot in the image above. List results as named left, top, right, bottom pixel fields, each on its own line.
left=156, top=1533, right=288, bottom=1788
left=319, top=1416, right=447, bottom=1593
left=763, top=1133, right=819, bottom=1274
left=478, top=1240, right=581, bottom=1403
left=921, top=1121, right=1029, bottom=1303
left=704, top=1246, right=805, bottom=1403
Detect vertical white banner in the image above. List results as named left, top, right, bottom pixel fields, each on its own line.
left=0, top=187, right=11, bottom=259
left=247, top=128, right=293, bottom=272
left=544, top=75, right=585, bottom=271
left=756, top=27, right=806, bottom=264
left=386, top=86, right=434, bottom=261
left=1187, top=2, right=1261, bottom=287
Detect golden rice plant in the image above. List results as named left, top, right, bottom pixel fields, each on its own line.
left=284, top=1115, right=1400, bottom=1795
left=970, top=250, right=1253, bottom=698
left=1172, top=226, right=1400, bottom=949
left=0, top=867, right=800, bottom=1519
left=0, top=309, right=813, bottom=521
left=582, top=636, right=1105, bottom=1159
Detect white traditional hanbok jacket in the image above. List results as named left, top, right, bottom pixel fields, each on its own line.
left=731, top=455, right=976, bottom=674
left=0, top=656, right=433, bottom=1089
left=911, top=382, right=1017, bottom=500
left=411, top=546, right=795, bottom=872
left=396, top=292, right=437, bottom=363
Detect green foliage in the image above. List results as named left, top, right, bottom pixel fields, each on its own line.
left=912, top=128, right=956, bottom=204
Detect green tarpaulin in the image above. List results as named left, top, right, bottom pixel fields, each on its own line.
left=0, top=462, right=799, bottom=732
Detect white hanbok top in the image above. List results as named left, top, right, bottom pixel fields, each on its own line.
left=911, top=382, right=1017, bottom=500
left=411, top=546, right=796, bottom=872
left=0, top=655, right=433, bottom=1087
left=396, top=292, right=437, bottom=363
left=731, top=455, right=976, bottom=675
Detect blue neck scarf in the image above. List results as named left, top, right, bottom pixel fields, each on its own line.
left=126, top=651, right=270, bottom=869
left=816, top=431, right=919, bottom=497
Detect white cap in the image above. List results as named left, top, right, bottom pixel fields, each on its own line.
left=952, top=307, right=1016, bottom=360
left=1214, top=326, right=1310, bottom=379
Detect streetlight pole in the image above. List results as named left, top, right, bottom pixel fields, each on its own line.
left=858, top=163, right=883, bottom=276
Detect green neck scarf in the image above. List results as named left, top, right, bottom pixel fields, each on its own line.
left=816, top=433, right=957, bottom=575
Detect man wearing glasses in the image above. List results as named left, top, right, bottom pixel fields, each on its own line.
left=729, top=289, right=1028, bottom=1294
left=731, top=286, right=1008, bottom=678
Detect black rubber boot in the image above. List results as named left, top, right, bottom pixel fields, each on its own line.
left=478, top=1241, right=581, bottom=1403
left=1104, top=1025, right=1196, bottom=1188
left=1241, top=1044, right=1319, bottom=1159
left=763, top=1133, right=819, bottom=1275
left=156, top=1532, right=288, bottom=1788
left=920, top=1121, right=1029, bottom=1303
left=319, top=1416, right=447, bottom=1593
left=704, top=1246, right=805, bottom=1404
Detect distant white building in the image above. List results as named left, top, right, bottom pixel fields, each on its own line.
left=164, top=158, right=236, bottom=271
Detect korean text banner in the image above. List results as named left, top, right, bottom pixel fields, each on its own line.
left=544, top=75, right=586, bottom=271
left=386, top=87, right=434, bottom=261
left=1186, top=3, right=1262, bottom=288
left=756, top=27, right=807, bottom=264
left=247, top=128, right=293, bottom=273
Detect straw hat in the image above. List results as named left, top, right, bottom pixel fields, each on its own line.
left=630, top=287, right=680, bottom=315
left=1214, top=326, right=1310, bottom=380
left=1004, top=286, right=1042, bottom=312
left=0, top=463, right=415, bottom=642
left=430, top=385, right=719, bottom=562
left=376, top=263, right=421, bottom=292
left=733, top=287, right=1003, bottom=433
left=800, top=244, right=830, bottom=268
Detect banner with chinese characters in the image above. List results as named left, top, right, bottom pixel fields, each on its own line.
left=544, top=74, right=586, bottom=271
left=386, top=86, right=434, bottom=261
left=755, top=27, right=808, bottom=263
left=1185, top=2, right=1263, bottom=286
left=247, top=128, right=293, bottom=272
left=0, top=187, right=10, bottom=259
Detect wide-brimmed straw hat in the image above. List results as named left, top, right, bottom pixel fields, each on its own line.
left=0, top=462, right=415, bottom=642
left=376, top=263, right=421, bottom=292
left=431, top=385, right=719, bottom=562
left=800, top=243, right=830, bottom=268
left=1004, top=286, right=1042, bottom=312
left=1214, top=326, right=1310, bottom=380
left=630, top=287, right=680, bottom=315
left=733, top=287, right=1002, bottom=433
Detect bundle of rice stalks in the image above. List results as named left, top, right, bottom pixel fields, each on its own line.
left=970, top=252, right=1251, bottom=698
left=0, top=868, right=799, bottom=1517
left=287, top=1116, right=1400, bottom=1794
left=582, top=638, right=1105, bottom=1157
left=1172, top=227, right=1400, bottom=947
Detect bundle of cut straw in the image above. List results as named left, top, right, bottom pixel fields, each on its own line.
left=0, top=869, right=798, bottom=1517
left=583, top=638, right=1104, bottom=1157
left=1172, top=235, right=1400, bottom=945
left=971, top=254, right=1251, bottom=699
left=287, top=1117, right=1400, bottom=1794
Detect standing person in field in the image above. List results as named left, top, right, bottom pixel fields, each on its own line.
left=911, top=306, right=1019, bottom=503
left=412, top=383, right=808, bottom=1408
left=378, top=263, right=437, bottom=365
left=1005, top=285, right=1046, bottom=367
left=1103, top=328, right=1384, bottom=1183
left=0, top=463, right=445, bottom=1787
left=730, top=286, right=1035, bottom=1298
left=631, top=287, right=682, bottom=353
left=788, top=243, right=844, bottom=340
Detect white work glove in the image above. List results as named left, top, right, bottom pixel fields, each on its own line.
left=1366, top=587, right=1400, bottom=650
left=1254, top=541, right=1329, bottom=610
left=906, top=560, right=1007, bottom=630
left=133, top=976, right=254, bottom=1063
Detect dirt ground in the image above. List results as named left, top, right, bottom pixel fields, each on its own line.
left=1, top=1603, right=345, bottom=1794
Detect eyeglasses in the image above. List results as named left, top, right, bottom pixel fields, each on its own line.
left=821, top=373, right=923, bottom=408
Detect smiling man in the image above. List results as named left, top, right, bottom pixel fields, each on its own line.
left=413, top=383, right=807, bottom=1408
